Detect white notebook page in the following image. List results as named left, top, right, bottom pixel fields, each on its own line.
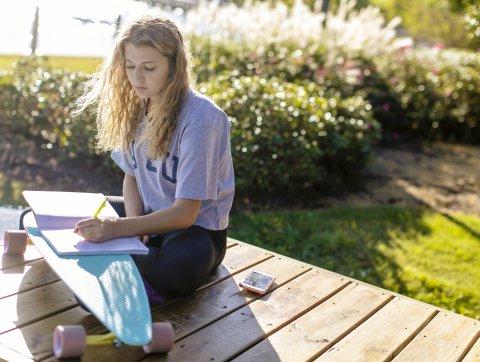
left=22, top=190, right=148, bottom=255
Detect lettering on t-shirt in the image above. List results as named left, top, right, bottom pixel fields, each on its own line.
left=132, top=141, right=178, bottom=184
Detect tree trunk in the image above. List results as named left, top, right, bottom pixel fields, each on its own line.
left=30, top=6, right=39, bottom=55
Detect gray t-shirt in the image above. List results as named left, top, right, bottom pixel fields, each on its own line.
left=111, top=88, right=235, bottom=231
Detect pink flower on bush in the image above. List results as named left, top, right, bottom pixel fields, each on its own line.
left=343, top=59, right=355, bottom=69
left=382, top=103, right=391, bottom=111
left=433, top=42, right=445, bottom=50
left=393, top=132, right=400, bottom=141
left=389, top=76, right=400, bottom=86
left=315, top=67, right=327, bottom=79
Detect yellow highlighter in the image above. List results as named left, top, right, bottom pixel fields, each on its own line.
left=93, top=197, right=108, bottom=219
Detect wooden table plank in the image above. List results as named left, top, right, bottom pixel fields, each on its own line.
left=0, top=243, right=270, bottom=361
left=0, top=240, right=235, bottom=273
left=0, top=307, right=97, bottom=361
left=2, top=237, right=479, bottom=362
left=162, top=256, right=310, bottom=338
left=232, top=237, right=469, bottom=321
left=0, top=281, right=76, bottom=335
left=218, top=243, right=271, bottom=274
left=314, top=297, right=437, bottom=362
left=192, top=243, right=272, bottom=293
left=0, top=242, right=238, bottom=306
left=143, top=269, right=350, bottom=361
left=0, top=260, right=59, bottom=300
left=1, top=244, right=43, bottom=271
left=76, top=255, right=311, bottom=361
left=0, top=342, right=35, bottom=362
left=233, top=282, right=394, bottom=362
left=463, top=334, right=480, bottom=362
left=393, top=311, right=480, bottom=362
left=4, top=243, right=264, bottom=339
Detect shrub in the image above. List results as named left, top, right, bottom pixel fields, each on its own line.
left=184, top=0, right=480, bottom=143
left=0, top=57, right=100, bottom=163
left=0, top=57, right=380, bottom=202
left=199, top=74, right=381, bottom=201
left=373, top=48, right=480, bottom=142
left=190, top=36, right=327, bottom=84
left=376, top=0, right=471, bottom=48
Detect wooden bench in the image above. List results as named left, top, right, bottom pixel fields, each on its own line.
left=0, top=237, right=479, bottom=361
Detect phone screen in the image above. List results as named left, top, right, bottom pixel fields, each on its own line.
left=242, top=271, right=274, bottom=290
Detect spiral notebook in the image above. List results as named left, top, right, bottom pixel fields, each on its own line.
left=22, top=190, right=148, bottom=256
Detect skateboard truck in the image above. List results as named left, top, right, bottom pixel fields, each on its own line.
left=87, top=333, right=123, bottom=347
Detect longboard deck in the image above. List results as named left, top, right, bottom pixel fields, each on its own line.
left=23, top=212, right=152, bottom=346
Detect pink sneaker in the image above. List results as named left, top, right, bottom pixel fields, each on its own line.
left=142, top=277, right=166, bottom=305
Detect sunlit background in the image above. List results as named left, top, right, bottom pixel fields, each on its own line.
left=0, top=0, right=183, bottom=56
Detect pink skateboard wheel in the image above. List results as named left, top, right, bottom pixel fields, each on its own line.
left=143, top=322, right=175, bottom=353
left=53, top=325, right=86, bottom=359
left=3, top=230, right=27, bottom=255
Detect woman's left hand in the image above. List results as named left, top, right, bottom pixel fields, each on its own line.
left=74, top=218, right=118, bottom=243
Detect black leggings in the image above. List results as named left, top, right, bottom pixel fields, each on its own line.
left=107, top=196, right=227, bottom=298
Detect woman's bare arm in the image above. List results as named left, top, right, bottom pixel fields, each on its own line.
left=120, top=174, right=201, bottom=237
left=114, top=198, right=201, bottom=237
left=123, top=173, right=144, bottom=217
left=74, top=175, right=201, bottom=242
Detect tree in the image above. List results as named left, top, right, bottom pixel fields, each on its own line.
left=464, top=4, right=480, bottom=47
left=447, top=0, right=478, bottom=12
left=448, top=0, right=480, bottom=47
left=30, top=6, right=39, bottom=55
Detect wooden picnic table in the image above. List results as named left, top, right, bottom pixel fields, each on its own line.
left=0, top=236, right=479, bottom=361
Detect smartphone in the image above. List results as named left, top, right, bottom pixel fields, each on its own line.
left=239, top=270, right=276, bottom=294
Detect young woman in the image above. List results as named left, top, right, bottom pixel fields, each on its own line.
left=72, top=14, right=235, bottom=302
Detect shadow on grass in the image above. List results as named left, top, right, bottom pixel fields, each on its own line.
left=228, top=206, right=431, bottom=297
left=442, top=213, right=480, bottom=241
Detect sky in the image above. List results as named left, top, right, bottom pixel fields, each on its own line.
left=0, top=0, right=183, bottom=56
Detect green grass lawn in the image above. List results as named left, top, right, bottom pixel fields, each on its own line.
left=229, top=206, right=480, bottom=320
left=0, top=54, right=102, bottom=73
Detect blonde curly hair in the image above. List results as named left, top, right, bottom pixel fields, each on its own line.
left=73, top=14, right=191, bottom=159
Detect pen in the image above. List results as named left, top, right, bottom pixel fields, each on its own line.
left=74, top=197, right=107, bottom=234
left=93, top=197, right=108, bottom=219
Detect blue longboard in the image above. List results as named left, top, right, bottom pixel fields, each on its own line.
left=23, top=212, right=152, bottom=346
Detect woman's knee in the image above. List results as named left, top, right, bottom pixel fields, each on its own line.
left=148, top=230, right=216, bottom=297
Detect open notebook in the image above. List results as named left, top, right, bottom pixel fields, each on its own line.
left=22, top=190, right=148, bottom=256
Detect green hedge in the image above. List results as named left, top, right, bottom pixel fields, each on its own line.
left=1, top=56, right=379, bottom=202
left=190, top=35, right=326, bottom=84
left=0, top=57, right=100, bottom=164
left=200, top=75, right=380, bottom=200
left=373, top=51, right=480, bottom=143
left=2, top=36, right=479, bottom=205
left=190, top=36, right=480, bottom=144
